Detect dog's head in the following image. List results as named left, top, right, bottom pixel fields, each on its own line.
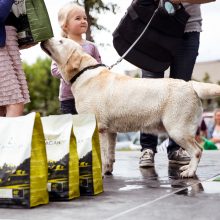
left=41, top=38, right=98, bottom=82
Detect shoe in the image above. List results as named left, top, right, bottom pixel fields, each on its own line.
left=168, top=148, right=190, bottom=165
left=140, top=167, right=158, bottom=179
left=139, top=149, right=155, bottom=167
left=168, top=163, right=182, bottom=179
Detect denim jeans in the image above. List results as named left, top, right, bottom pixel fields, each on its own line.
left=60, top=98, right=77, bottom=114
left=140, top=32, right=200, bottom=154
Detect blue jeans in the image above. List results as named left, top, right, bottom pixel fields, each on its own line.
left=141, top=32, right=200, bottom=154
left=60, top=98, right=77, bottom=114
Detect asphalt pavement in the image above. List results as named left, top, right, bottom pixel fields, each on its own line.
left=0, top=150, right=220, bottom=220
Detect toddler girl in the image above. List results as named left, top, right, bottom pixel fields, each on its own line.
left=51, top=2, right=101, bottom=114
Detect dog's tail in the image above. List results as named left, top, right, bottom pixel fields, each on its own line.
left=191, top=81, right=220, bottom=99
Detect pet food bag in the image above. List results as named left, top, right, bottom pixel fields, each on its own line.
left=73, top=114, right=103, bottom=196
left=41, top=114, right=80, bottom=201
left=0, top=112, right=48, bottom=208
left=11, top=0, right=53, bottom=48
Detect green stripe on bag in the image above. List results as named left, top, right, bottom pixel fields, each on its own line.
left=69, top=132, right=80, bottom=199
left=30, top=113, right=49, bottom=207
left=92, top=123, right=103, bottom=195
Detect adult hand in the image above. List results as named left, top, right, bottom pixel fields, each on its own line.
left=170, top=0, right=181, bottom=4
left=19, top=42, right=38, bottom=50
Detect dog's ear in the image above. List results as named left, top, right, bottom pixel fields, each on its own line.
left=62, top=50, right=82, bottom=81
left=68, top=49, right=82, bottom=71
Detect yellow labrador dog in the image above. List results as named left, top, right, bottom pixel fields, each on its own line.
left=41, top=38, right=220, bottom=178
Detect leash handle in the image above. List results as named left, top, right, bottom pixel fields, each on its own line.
left=108, top=7, right=159, bottom=70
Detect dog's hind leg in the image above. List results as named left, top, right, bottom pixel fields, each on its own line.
left=179, top=140, right=203, bottom=177
left=170, top=135, right=202, bottom=178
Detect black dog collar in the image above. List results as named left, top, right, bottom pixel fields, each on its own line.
left=70, top=64, right=106, bottom=84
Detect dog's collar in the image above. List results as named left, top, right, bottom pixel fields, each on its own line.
left=70, top=64, right=106, bottom=84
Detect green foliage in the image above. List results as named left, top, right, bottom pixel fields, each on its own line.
left=23, top=58, right=60, bottom=116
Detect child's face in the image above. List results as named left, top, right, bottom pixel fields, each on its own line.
left=64, top=8, right=88, bottom=36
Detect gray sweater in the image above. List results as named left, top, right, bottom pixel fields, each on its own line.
left=183, top=3, right=202, bottom=32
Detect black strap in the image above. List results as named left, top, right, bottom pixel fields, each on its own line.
left=70, top=64, right=106, bottom=84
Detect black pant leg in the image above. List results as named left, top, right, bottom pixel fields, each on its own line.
left=167, top=139, right=180, bottom=154
left=140, top=70, right=164, bottom=153
left=140, top=132, right=158, bottom=153
left=168, top=32, right=200, bottom=153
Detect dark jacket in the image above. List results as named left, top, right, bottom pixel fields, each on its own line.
left=0, top=0, right=14, bottom=47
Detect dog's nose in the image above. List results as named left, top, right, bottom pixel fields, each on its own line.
left=40, top=41, right=52, bottom=56
left=40, top=41, right=45, bottom=48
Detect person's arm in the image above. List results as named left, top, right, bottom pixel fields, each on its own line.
left=171, top=0, right=215, bottom=4
left=92, top=45, right=102, bottom=64
left=51, top=61, right=62, bottom=79
left=208, top=124, right=220, bottom=143
left=0, top=0, right=14, bottom=22
left=210, top=137, right=220, bottom=144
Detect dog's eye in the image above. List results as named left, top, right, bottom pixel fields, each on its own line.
left=59, top=40, right=63, bottom=44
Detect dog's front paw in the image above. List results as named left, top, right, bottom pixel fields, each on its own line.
left=179, top=165, right=189, bottom=171
left=180, top=166, right=195, bottom=178
left=104, top=171, right=113, bottom=176
left=180, top=170, right=195, bottom=178
left=103, top=162, right=113, bottom=176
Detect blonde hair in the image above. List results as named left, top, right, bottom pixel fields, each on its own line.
left=58, top=2, right=85, bottom=38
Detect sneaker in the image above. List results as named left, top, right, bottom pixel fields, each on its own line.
left=140, top=167, right=158, bottom=179
left=168, top=148, right=190, bottom=165
left=139, top=149, right=155, bottom=167
left=168, top=163, right=182, bottom=179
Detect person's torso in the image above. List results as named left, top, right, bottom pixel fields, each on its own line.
left=81, top=40, right=102, bottom=63
left=183, top=3, right=202, bottom=33
left=212, top=127, right=220, bottom=138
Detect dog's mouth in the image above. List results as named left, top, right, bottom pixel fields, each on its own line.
left=40, top=41, right=52, bottom=56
